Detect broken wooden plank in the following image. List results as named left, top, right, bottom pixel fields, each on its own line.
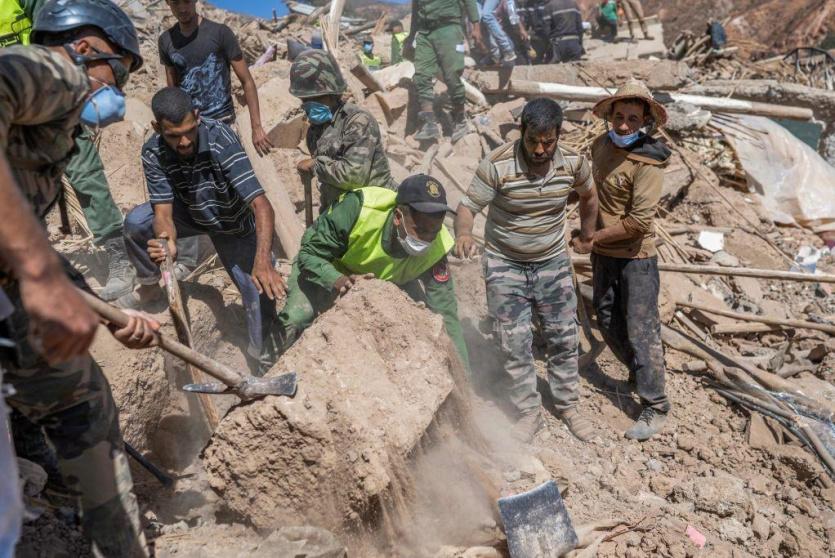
left=676, top=300, right=835, bottom=335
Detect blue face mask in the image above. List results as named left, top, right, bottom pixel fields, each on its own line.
left=80, top=83, right=126, bottom=128
left=302, top=101, right=333, bottom=126
left=608, top=129, right=641, bottom=148
left=362, top=43, right=373, bottom=55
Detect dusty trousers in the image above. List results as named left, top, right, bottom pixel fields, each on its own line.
left=484, top=251, right=579, bottom=415
left=0, top=265, right=148, bottom=557
left=413, top=23, right=467, bottom=107
left=591, top=253, right=670, bottom=412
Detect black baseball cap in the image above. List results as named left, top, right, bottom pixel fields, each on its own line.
left=396, top=174, right=456, bottom=215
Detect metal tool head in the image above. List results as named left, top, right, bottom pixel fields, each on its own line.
left=498, top=480, right=578, bottom=558
left=184, top=371, right=298, bottom=400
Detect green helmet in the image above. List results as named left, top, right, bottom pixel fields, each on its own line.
left=289, top=49, right=347, bottom=99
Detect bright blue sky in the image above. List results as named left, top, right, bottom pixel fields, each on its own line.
left=210, top=0, right=408, bottom=18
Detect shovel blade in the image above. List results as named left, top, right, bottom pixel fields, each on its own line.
left=498, top=480, right=578, bottom=558
left=239, top=371, right=298, bottom=398
left=183, top=371, right=298, bottom=399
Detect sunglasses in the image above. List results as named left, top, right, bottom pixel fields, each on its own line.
left=84, top=46, right=130, bottom=90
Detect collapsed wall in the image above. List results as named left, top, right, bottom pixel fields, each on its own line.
left=203, top=280, right=471, bottom=532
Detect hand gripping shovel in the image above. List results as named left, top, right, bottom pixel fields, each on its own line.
left=80, top=290, right=298, bottom=400
left=498, top=480, right=578, bottom=558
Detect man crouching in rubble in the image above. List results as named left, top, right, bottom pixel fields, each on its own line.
left=571, top=79, right=672, bottom=441
left=117, top=87, right=285, bottom=373
left=455, top=98, right=599, bottom=443
left=0, top=0, right=159, bottom=554
left=290, top=49, right=396, bottom=211
left=274, top=174, right=469, bottom=369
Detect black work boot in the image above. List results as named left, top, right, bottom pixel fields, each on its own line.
left=99, top=236, right=136, bottom=301
left=414, top=111, right=441, bottom=141
left=625, top=407, right=667, bottom=441
left=451, top=107, right=473, bottom=143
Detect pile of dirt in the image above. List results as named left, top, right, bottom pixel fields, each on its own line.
left=203, top=280, right=471, bottom=534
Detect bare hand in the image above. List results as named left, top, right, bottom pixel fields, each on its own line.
left=332, top=273, right=374, bottom=296
left=519, top=27, right=530, bottom=44
left=454, top=234, right=478, bottom=259
left=109, top=309, right=160, bottom=349
left=148, top=233, right=176, bottom=265
left=470, top=25, right=484, bottom=50
left=251, top=258, right=286, bottom=300
left=296, top=158, right=315, bottom=174
left=570, top=230, right=594, bottom=254
left=20, top=273, right=99, bottom=365
left=252, top=125, right=273, bottom=157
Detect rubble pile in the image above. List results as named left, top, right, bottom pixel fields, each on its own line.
left=23, top=1, right=835, bottom=557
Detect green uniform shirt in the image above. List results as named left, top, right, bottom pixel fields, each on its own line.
left=413, top=0, right=480, bottom=29
left=297, top=190, right=469, bottom=366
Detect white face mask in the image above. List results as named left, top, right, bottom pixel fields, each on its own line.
left=396, top=212, right=432, bottom=256
left=608, top=129, right=641, bottom=148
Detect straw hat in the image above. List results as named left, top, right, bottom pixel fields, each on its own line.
left=592, top=79, right=668, bottom=129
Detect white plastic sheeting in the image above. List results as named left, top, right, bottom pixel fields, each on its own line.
left=716, top=115, right=835, bottom=228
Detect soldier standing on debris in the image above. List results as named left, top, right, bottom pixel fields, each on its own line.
left=388, top=20, right=408, bottom=64
left=117, top=87, right=285, bottom=374
left=572, top=79, right=671, bottom=440
left=0, top=0, right=163, bottom=554
left=617, top=0, right=654, bottom=41
left=0, top=0, right=137, bottom=302
left=454, top=98, right=599, bottom=442
left=274, top=175, right=469, bottom=368
left=290, top=50, right=396, bottom=211
left=403, top=0, right=483, bottom=142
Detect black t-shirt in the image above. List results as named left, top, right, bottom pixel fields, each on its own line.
left=158, top=18, right=242, bottom=120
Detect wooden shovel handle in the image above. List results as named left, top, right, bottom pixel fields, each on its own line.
left=79, top=289, right=244, bottom=387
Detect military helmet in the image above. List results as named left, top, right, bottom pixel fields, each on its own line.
left=289, top=49, right=347, bottom=99
left=31, top=0, right=143, bottom=71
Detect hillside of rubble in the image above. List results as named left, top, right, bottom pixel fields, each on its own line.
left=16, top=0, right=835, bottom=557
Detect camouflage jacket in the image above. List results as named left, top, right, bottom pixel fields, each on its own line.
left=0, top=45, right=88, bottom=218
left=306, top=101, right=396, bottom=194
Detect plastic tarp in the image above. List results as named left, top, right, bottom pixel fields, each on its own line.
left=716, top=115, right=835, bottom=229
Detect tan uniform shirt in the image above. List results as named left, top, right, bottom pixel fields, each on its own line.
left=590, top=133, right=667, bottom=259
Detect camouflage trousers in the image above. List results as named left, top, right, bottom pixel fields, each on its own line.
left=0, top=274, right=148, bottom=557
left=591, top=254, right=670, bottom=412
left=484, top=252, right=579, bottom=415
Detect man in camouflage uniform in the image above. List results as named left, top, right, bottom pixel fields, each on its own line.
left=454, top=98, right=599, bottom=442
left=290, top=50, right=395, bottom=212
left=1, top=0, right=137, bottom=302
left=403, top=0, right=483, bottom=142
left=0, top=1, right=160, bottom=555
left=275, top=174, right=469, bottom=369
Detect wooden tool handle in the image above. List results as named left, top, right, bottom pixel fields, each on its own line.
left=79, top=289, right=244, bottom=387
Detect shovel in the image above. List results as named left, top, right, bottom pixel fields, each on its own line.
left=79, top=290, right=298, bottom=400
left=498, top=480, right=578, bottom=558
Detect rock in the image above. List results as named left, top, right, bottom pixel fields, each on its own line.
left=266, top=526, right=347, bottom=558
left=746, top=413, right=780, bottom=449
left=646, top=459, right=663, bottom=473
left=719, top=518, right=751, bottom=543
left=650, top=475, right=678, bottom=498
left=671, top=473, right=750, bottom=518
left=462, top=547, right=501, bottom=558
left=711, top=250, right=741, bottom=267
left=203, top=281, right=470, bottom=532
left=752, top=513, right=770, bottom=539
left=453, top=132, right=484, bottom=160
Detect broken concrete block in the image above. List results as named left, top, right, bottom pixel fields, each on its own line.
left=203, top=281, right=469, bottom=533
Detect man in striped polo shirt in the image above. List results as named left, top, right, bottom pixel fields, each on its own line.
left=117, top=87, right=285, bottom=372
left=454, top=98, right=599, bottom=442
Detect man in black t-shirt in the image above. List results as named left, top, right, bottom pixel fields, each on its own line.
left=160, top=0, right=272, bottom=156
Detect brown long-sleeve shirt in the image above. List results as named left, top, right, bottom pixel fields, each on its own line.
left=590, top=133, right=671, bottom=259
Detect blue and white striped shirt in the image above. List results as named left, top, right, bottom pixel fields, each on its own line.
left=141, top=119, right=264, bottom=236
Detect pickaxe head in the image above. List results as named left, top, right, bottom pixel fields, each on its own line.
left=183, top=371, right=298, bottom=400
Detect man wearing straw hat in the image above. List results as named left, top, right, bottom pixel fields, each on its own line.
left=571, top=79, right=671, bottom=441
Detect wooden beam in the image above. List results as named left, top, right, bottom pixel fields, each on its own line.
left=571, top=255, right=834, bottom=283
left=507, top=80, right=815, bottom=121
left=327, top=0, right=347, bottom=49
